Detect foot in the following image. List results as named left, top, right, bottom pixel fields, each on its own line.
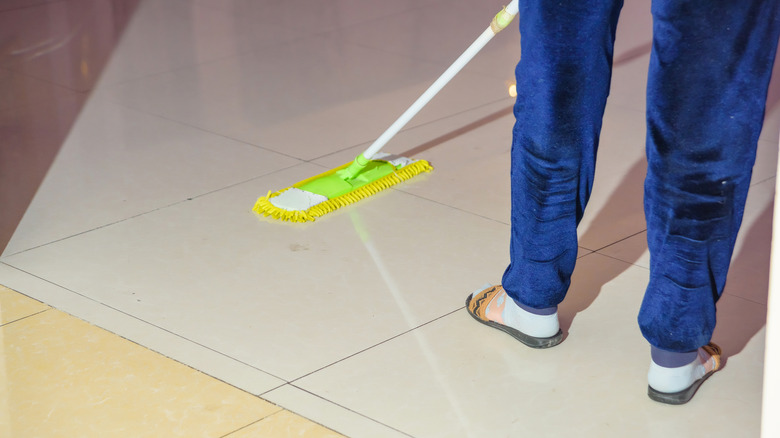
left=647, top=343, right=722, bottom=405
left=465, top=285, right=563, bottom=349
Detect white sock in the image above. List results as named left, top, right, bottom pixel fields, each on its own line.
left=647, top=352, right=708, bottom=393
left=501, top=295, right=560, bottom=338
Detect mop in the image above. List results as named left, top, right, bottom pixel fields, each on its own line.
left=253, top=0, right=519, bottom=222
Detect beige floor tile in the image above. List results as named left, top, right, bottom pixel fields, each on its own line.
left=0, top=285, right=48, bottom=326
left=225, top=410, right=345, bottom=438
left=0, top=264, right=286, bottom=396
left=0, top=309, right=281, bottom=438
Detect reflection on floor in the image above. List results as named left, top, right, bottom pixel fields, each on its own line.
left=0, top=0, right=778, bottom=437
left=0, top=285, right=343, bottom=437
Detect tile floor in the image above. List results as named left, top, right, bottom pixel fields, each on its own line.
left=0, top=285, right=344, bottom=437
left=0, top=0, right=778, bottom=436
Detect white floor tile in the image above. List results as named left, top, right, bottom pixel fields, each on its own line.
left=335, top=0, right=520, bottom=82
left=315, top=100, right=648, bottom=251
left=597, top=231, right=649, bottom=269
left=95, top=0, right=298, bottom=88
left=0, top=69, right=79, bottom=112
left=2, top=96, right=299, bottom=257
left=187, top=0, right=440, bottom=36
left=759, top=54, right=780, bottom=143
left=294, top=254, right=764, bottom=438
left=0, top=90, right=87, bottom=256
left=3, top=166, right=514, bottom=381
left=717, top=179, right=774, bottom=306
left=0, top=0, right=61, bottom=12
left=312, top=99, right=516, bottom=223
left=0, top=0, right=139, bottom=92
left=263, top=385, right=410, bottom=438
left=753, top=138, right=780, bottom=185
left=0, top=262, right=285, bottom=394
left=105, top=31, right=510, bottom=161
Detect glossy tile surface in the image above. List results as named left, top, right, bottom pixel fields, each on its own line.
left=0, top=0, right=139, bottom=92
left=0, top=285, right=47, bottom=326
left=0, top=285, right=346, bottom=438
left=3, top=170, right=514, bottom=381
left=104, top=34, right=510, bottom=161
left=264, top=385, right=410, bottom=438
left=1, top=0, right=777, bottom=436
left=0, top=0, right=137, bottom=254
left=225, top=410, right=345, bottom=438
left=293, top=256, right=766, bottom=438
left=3, top=96, right=299, bottom=256
left=0, top=303, right=282, bottom=437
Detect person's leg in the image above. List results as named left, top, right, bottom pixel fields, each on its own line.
left=468, top=0, right=623, bottom=346
left=502, top=0, right=623, bottom=310
left=640, top=0, right=780, bottom=403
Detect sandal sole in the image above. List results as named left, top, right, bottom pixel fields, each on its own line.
left=465, top=294, right=563, bottom=349
left=647, top=369, right=718, bottom=405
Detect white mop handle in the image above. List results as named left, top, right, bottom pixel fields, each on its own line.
left=361, top=0, right=519, bottom=161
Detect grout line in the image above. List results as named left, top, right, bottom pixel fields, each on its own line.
left=392, top=189, right=510, bottom=226
left=218, top=418, right=266, bottom=438
left=103, top=98, right=307, bottom=161
left=287, top=307, right=464, bottom=385
left=0, top=198, right=190, bottom=259
left=0, top=307, right=51, bottom=328
left=180, top=161, right=312, bottom=200
left=589, top=228, right=648, bottom=253
left=267, top=384, right=415, bottom=438
left=97, top=25, right=391, bottom=96
left=101, top=50, right=511, bottom=165
left=725, top=290, right=770, bottom=308
left=0, top=159, right=309, bottom=260
left=94, top=1, right=317, bottom=91
left=309, top=97, right=513, bottom=163
left=3, top=280, right=347, bottom=438
left=0, top=263, right=288, bottom=386
left=751, top=175, right=777, bottom=187
left=588, top=251, right=650, bottom=271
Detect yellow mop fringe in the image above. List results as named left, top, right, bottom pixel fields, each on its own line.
left=253, top=160, right=433, bottom=223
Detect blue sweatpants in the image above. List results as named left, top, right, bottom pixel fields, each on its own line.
left=501, top=0, right=780, bottom=352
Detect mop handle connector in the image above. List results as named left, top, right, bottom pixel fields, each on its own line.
left=340, top=154, right=370, bottom=180
left=490, top=3, right=519, bottom=34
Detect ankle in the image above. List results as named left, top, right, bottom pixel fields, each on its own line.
left=647, top=347, right=706, bottom=393
left=502, top=297, right=560, bottom=338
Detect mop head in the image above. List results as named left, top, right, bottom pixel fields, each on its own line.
left=253, top=153, right=432, bottom=222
